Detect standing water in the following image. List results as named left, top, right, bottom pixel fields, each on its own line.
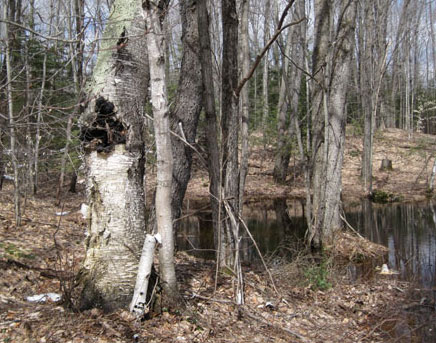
left=346, top=200, right=436, bottom=288
left=178, top=200, right=436, bottom=288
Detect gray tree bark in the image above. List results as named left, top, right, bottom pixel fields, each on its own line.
left=4, top=2, right=21, bottom=226
left=144, top=0, right=181, bottom=308
left=308, top=0, right=356, bottom=249
left=273, top=0, right=306, bottom=184
left=359, top=0, right=390, bottom=194
left=261, top=0, right=271, bottom=144
left=57, top=0, right=85, bottom=203
left=221, top=0, right=240, bottom=269
left=78, top=0, right=149, bottom=312
left=239, top=0, right=250, bottom=210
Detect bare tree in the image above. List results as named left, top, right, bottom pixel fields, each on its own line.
left=197, top=0, right=220, bottom=260
left=308, top=0, right=357, bottom=249
left=56, top=0, right=85, bottom=202
left=170, top=0, right=203, bottom=227
left=239, top=0, right=250, bottom=208
left=273, top=0, right=306, bottom=184
left=143, top=0, right=182, bottom=309
left=261, top=0, right=271, bottom=144
left=358, top=0, right=390, bottom=194
left=4, top=0, right=21, bottom=225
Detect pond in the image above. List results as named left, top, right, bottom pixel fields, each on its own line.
left=177, top=199, right=436, bottom=288
left=346, top=200, right=436, bottom=289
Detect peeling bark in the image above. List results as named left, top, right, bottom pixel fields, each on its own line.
left=78, top=0, right=149, bottom=312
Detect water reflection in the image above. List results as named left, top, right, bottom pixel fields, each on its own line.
left=177, top=199, right=436, bottom=287
left=176, top=199, right=307, bottom=263
left=346, top=200, right=436, bottom=288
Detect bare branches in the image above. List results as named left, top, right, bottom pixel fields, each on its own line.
left=235, top=1, right=306, bottom=97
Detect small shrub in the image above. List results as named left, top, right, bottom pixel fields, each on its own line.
left=304, top=260, right=332, bottom=291
left=349, top=149, right=360, bottom=158
left=369, top=189, right=403, bottom=203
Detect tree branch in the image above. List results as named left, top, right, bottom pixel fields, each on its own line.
left=235, top=15, right=306, bottom=97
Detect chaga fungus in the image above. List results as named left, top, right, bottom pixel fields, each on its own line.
left=80, top=96, right=127, bottom=153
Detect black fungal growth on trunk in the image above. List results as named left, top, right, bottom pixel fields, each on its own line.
left=80, top=96, right=127, bottom=153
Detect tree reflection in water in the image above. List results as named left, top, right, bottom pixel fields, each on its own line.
left=178, top=200, right=436, bottom=288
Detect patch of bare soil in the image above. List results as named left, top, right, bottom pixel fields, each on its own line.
left=1, top=185, right=435, bottom=342
left=186, top=128, right=436, bottom=205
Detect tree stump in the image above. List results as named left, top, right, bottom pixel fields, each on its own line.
left=380, top=158, right=393, bottom=171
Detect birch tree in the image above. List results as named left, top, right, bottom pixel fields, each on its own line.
left=78, top=0, right=149, bottom=311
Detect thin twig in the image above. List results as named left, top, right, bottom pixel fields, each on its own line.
left=235, top=16, right=306, bottom=96
left=191, top=292, right=233, bottom=304
left=238, top=215, right=280, bottom=296
left=340, top=213, right=364, bottom=239
left=143, top=112, right=208, bottom=167
left=241, top=306, right=307, bottom=341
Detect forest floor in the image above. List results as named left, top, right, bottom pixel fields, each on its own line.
left=185, top=127, right=436, bottom=206
left=1, top=127, right=436, bottom=342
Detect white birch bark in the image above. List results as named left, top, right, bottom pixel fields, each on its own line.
left=129, top=233, right=158, bottom=315
left=79, top=0, right=149, bottom=311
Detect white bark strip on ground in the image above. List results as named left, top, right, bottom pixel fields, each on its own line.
left=130, top=234, right=158, bottom=315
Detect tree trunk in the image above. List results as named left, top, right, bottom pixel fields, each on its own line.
left=261, top=0, right=271, bottom=145
left=169, top=0, right=203, bottom=225
left=273, top=0, right=306, bottom=184
left=78, top=0, right=149, bottom=312
left=239, top=0, right=250, bottom=210
left=4, top=3, right=21, bottom=226
left=0, top=129, right=3, bottom=190
left=221, top=0, right=240, bottom=268
left=308, top=0, right=356, bottom=249
left=221, top=0, right=244, bottom=305
left=144, top=0, right=181, bottom=309
left=429, top=158, right=436, bottom=192
left=197, top=0, right=221, bottom=256
left=273, top=28, right=292, bottom=184
left=57, top=0, right=85, bottom=203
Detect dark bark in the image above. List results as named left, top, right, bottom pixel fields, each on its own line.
left=197, top=0, right=220, bottom=243
left=69, top=172, right=77, bottom=193
left=220, top=0, right=240, bottom=267
left=170, top=0, right=203, bottom=224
